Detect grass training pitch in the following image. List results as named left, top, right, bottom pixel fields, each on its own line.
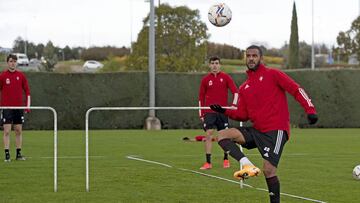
left=0, top=128, right=359, bottom=202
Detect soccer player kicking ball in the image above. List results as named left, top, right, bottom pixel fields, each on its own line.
left=210, top=45, right=318, bottom=203
left=0, top=54, right=31, bottom=162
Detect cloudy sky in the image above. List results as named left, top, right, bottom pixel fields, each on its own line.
left=0, top=0, right=359, bottom=49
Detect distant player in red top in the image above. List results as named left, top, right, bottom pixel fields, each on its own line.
left=182, top=135, right=217, bottom=142
left=0, top=54, right=31, bottom=162
left=198, top=56, right=238, bottom=170
left=210, top=45, right=318, bottom=203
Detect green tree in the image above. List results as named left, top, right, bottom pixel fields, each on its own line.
left=335, top=16, right=360, bottom=62
left=288, top=2, right=299, bottom=69
left=81, top=46, right=130, bottom=61
left=298, top=41, right=312, bottom=68
left=43, top=41, right=56, bottom=59
left=317, top=43, right=329, bottom=54
left=62, top=45, right=72, bottom=60
left=206, top=42, right=242, bottom=59
left=126, top=4, right=208, bottom=72
left=40, top=41, right=57, bottom=72
left=70, top=47, right=84, bottom=60
left=281, top=41, right=311, bottom=68
left=25, top=42, right=38, bottom=59
left=12, top=37, right=42, bottom=59
left=12, top=37, right=26, bottom=53
left=35, top=43, right=45, bottom=59
left=263, top=47, right=283, bottom=57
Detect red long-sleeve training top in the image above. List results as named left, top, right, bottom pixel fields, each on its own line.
left=225, top=64, right=316, bottom=137
left=0, top=69, right=30, bottom=107
left=199, top=71, right=238, bottom=117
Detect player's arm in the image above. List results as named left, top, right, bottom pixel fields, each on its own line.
left=224, top=92, right=248, bottom=121
left=198, top=79, right=206, bottom=121
left=274, top=70, right=318, bottom=124
left=22, top=75, right=31, bottom=112
left=211, top=90, right=248, bottom=121
left=227, top=75, right=239, bottom=106
left=0, top=75, right=3, bottom=103
left=0, top=74, right=3, bottom=91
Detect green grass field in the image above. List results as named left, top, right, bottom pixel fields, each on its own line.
left=0, top=129, right=359, bottom=202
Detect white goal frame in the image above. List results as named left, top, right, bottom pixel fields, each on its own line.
left=85, top=106, right=239, bottom=192
left=0, top=106, right=58, bottom=192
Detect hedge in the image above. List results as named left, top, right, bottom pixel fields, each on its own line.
left=21, top=69, right=360, bottom=129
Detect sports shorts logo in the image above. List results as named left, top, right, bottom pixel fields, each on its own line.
left=263, top=147, right=270, bottom=157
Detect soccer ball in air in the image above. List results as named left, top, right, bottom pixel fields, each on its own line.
left=353, top=165, right=360, bottom=180
left=208, top=3, right=232, bottom=27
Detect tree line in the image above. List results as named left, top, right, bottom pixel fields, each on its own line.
left=11, top=37, right=130, bottom=61
left=5, top=3, right=358, bottom=72
left=335, top=16, right=360, bottom=63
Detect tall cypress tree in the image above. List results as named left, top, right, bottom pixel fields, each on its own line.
left=288, top=2, right=299, bottom=69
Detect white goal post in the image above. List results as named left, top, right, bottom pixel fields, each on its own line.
left=85, top=106, right=239, bottom=192
left=0, top=106, right=58, bottom=192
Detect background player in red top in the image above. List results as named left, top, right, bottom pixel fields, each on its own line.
left=182, top=135, right=217, bottom=142
left=0, top=54, right=31, bottom=162
left=198, top=56, right=238, bottom=170
left=210, top=45, right=318, bottom=203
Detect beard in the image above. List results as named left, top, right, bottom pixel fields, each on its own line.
left=246, top=60, right=261, bottom=71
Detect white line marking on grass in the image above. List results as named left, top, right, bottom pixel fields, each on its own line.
left=178, top=168, right=252, bottom=187
left=126, top=155, right=172, bottom=168
left=241, top=153, right=309, bottom=157
left=126, top=155, right=327, bottom=203
left=40, top=156, right=105, bottom=159
left=180, top=168, right=327, bottom=203
left=164, top=153, right=309, bottom=158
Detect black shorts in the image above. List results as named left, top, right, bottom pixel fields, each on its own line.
left=237, top=127, right=288, bottom=167
left=1, top=109, right=25, bottom=125
left=203, top=113, right=229, bottom=131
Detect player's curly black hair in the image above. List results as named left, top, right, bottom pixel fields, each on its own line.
left=246, top=45, right=263, bottom=57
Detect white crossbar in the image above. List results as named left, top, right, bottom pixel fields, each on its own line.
left=0, top=106, right=58, bottom=192
left=85, top=106, right=236, bottom=192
